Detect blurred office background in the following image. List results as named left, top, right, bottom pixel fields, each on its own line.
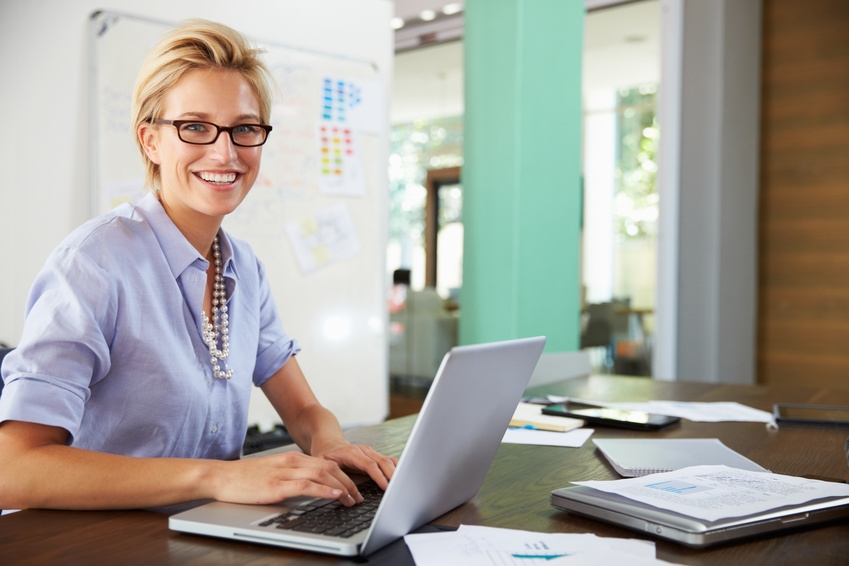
left=387, top=0, right=660, bottom=390
left=385, top=0, right=849, bottom=404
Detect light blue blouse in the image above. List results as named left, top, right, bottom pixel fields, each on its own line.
left=0, top=193, right=299, bottom=460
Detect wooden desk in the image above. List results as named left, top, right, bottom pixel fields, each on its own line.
left=2, top=375, right=848, bottom=565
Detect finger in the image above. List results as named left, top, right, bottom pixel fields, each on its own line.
left=326, top=445, right=396, bottom=490
left=216, top=470, right=346, bottom=506
left=357, top=448, right=398, bottom=489
left=347, top=446, right=389, bottom=484
left=269, top=453, right=362, bottom=505
left=359, top=446, right=397, bottom=478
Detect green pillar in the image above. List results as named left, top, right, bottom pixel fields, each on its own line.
left=460, top=0, right=584, bottom=352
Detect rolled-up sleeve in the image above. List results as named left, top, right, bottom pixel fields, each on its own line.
left=0, top=246, right=116, bottom=442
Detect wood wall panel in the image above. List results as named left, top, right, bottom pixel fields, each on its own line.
left=758, top=0, right=849, bottom=388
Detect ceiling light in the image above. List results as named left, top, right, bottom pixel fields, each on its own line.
left=420, top=9, right=437, bottom=21
left=391, top=17, right=405, bottom=30
left=442, top=3, right=463, bottom=16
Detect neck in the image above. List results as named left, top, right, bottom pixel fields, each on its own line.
left=156, top=192, right=223, bottom=257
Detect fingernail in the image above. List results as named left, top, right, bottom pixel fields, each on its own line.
left=331, top=489, right=342, bottom=496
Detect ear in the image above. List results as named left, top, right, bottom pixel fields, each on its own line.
left=137, top=122, right=162, bottom=165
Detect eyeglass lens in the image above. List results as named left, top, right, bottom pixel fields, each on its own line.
left=177, top=121, right=268, bottom=147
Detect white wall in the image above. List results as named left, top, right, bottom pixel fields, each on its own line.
left=0, top=0, right=393, bottom=423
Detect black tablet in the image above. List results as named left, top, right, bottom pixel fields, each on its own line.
left=773, top=404, right=849, bottom=427
left=541, top=403, right=680, bottom=431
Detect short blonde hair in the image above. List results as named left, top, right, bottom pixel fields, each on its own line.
left=131, top=19, right=273, bottom=191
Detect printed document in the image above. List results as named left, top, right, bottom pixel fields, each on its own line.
left=404, top=524, right=670, bottom=566
left=574, top=464, right=849, bottom=523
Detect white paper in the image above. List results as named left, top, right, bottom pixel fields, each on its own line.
left=404, top=524, right=656, bottom=566
left=316, top=122, right=366, bottom=196
left=100, top=178, right=144, bottom=212
left=547, top=396, right=776, bottom=426
left=284, top=202, right=361, bottom=274
left=548, top=548, right=684, bottom=565
left=574, top=464, right=849, bottom=523
left=319, top=76, right=384, bottom=133
left=502, top=427, right=594, bottom=448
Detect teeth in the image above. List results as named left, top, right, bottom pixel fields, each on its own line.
left=198, top=172, right=237, bottom=184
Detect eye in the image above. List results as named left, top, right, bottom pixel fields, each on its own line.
left=233, top=124, right=261, bottom=135
left=182, top=122, right=210, bottom=133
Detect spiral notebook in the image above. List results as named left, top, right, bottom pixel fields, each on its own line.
left=592, top=438, right=769, bottom=477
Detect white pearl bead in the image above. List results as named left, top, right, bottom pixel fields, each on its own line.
left=201, top=235, right=234, bottom=380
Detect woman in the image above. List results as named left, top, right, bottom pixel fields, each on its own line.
left=0, top=19, right=395, bottom=510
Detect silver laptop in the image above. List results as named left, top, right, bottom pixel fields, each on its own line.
left=170, top=336, right=546, bottom=556
left=550, top=484, right=849, bottom=548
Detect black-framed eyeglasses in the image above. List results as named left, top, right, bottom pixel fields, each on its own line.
left=152, top=119, right=272, bottom=147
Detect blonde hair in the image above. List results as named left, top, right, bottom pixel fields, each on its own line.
left=131, top=19, right=273, bottom=191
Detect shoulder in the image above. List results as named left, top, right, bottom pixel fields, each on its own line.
left=53, top=202, right=154, bottom=267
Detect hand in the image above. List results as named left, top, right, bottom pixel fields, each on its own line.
left=210, top=451, right=365, bottom=507
left=312, top=440, right=398, bottom=492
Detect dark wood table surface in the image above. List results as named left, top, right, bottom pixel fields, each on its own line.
left=2, top=375, right=849, bottom=565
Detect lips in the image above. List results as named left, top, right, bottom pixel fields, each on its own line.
left=196, top=171, right=238, bottom=184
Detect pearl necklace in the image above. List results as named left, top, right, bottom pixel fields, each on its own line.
left=202, top=236, right=233, bottom=380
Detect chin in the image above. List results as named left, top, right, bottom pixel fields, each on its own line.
left=204, top=200, right=244, bottom=218
left=200, top=187, right=250, bottom=212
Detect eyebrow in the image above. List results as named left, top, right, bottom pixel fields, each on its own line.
left=175, top=112, right=263, bottom=123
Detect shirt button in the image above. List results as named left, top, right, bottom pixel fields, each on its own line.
left=211, top=425, right=218, bottom=433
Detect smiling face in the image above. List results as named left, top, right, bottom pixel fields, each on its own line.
left=137, top=68, right=263, bottom=241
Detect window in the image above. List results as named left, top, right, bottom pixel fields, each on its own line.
left=387, top=116, right=463, bottom=294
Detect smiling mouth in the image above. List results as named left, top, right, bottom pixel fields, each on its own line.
left=196, top=172, right=237, bottom=184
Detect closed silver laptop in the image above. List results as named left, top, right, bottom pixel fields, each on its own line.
left=550, top=484, right=849, bottom=548
left=170, top=336, right=546, bottom=556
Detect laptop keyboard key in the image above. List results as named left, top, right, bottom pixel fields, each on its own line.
left=263, top=480, right=384, bottom=537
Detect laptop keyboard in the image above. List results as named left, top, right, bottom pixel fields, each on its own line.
left=259, top=480, right=384, bottom=538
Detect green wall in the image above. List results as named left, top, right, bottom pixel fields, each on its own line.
left=460, top=0, right=584, bottom=352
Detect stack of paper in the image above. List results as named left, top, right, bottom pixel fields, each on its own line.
left=510, top=402, right=584, bottom=432
left=572, top=465, right=849, bottom=524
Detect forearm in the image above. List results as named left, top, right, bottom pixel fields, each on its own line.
left=0, top=436, right=217, bottom=510
left=285, top=403, right=348, bottom=457
left=260, top=356, right=348, bottom=456
left=259, top=357, right=396, bottom=488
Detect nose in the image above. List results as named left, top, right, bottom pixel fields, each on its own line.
left=209, top=130, right=239, bottom=162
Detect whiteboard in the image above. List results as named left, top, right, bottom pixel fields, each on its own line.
left=90, top=10, right=389, bottom=427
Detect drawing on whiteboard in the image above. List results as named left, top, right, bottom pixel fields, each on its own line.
left=322, top=77, right=361, bottom=122
left=319, top=76, right=384, bottom=134
left=284, top=202, right=362, bottom=274
left=317, top=123, right=365, bottom=196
